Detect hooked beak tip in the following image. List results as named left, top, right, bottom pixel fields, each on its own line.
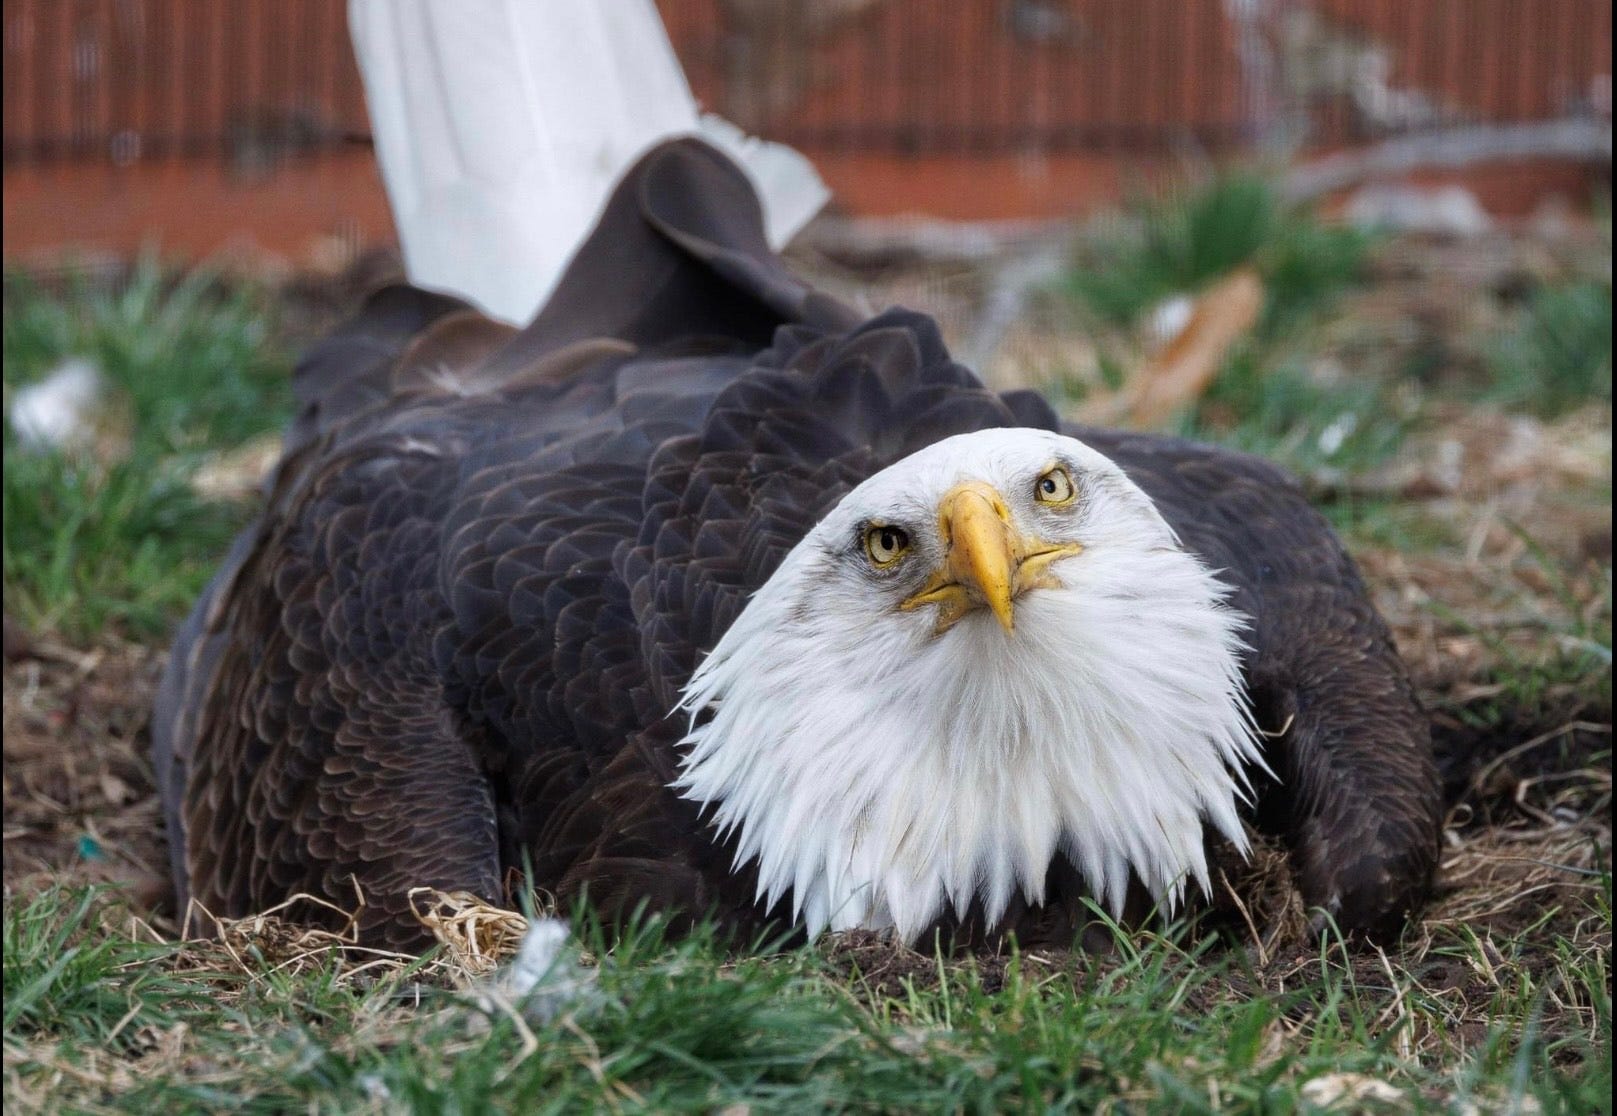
left=988, top=597, right=1015, bottom=633
left=939, top=481, right=1017, bottom=631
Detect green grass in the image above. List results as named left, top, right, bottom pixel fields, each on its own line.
left=5, top=887, right=1609, bottom=1113
left=2, top=259, right=293, bottom=640
left=1064, top=176, right=1608, bottom=498
left=3, top=886, right=199, bottom=1051
left=1067, top=174, right=1374, bottom=342
left=1177, top=345, right=1417, bottom=479
left=1062, top=174, right=1410, bottom=481
left=1484, top=278, right=1613, bottom=418
left=1429, top=524, right=1613, bottom=734
left=1318, top=496, right=1459, bottom=554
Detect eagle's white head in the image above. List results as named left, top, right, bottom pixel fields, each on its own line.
left=675, top=428, right=1264, bottom=943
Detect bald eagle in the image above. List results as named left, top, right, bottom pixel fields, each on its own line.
left=153, top=140, right=1441, bottom=951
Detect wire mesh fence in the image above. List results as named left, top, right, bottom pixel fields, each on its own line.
left=3, top=0, right=368, bottom=167
left=4, top=0, right=1609, bottom=171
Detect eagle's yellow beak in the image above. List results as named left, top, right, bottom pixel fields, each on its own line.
left=900, top=481, right=1082, bottom=633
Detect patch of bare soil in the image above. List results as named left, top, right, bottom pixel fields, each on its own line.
left=1347, top=400, right=1612, bottom=801
left=2, top=639, right=172, bottom=924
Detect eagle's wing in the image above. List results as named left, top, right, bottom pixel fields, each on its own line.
left=154, top=140, right=1000, bottom=946
left=151, top=141, right=793, bottom=944
left=1067, top=428, right=1442, bottom=935
left=150, top=282, right=476, bottom=929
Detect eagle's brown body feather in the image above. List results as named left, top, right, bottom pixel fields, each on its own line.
left=153, top=140, right=1440, bottom=950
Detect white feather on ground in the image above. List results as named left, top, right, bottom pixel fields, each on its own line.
left=473, top=919, right=597, bottom=1024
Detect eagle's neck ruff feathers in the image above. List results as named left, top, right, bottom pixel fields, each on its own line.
left=675, top=506, right=1262, bottom=943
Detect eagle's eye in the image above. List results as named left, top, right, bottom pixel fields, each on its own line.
left=864, top=524, right=910, bottom=566
left=1035, top=466, right=1076, bottom=506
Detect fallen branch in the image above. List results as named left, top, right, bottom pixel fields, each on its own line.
left=1284, top=118, right=1613, bottom=203
left=1127, top=268, right=1265, bottom=427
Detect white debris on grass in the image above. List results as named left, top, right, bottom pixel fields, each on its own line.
left=1299, top=1072, right=1406, bottom=1107
left=1345, top=184, right=1491, bottom=237
left=190, top=433, right=285, bottom=502
left=1146, top=294, right=1197, bottom=349
left=356, top=1073, right=392, bottom=1105
left=9, top=357, right=110, bottom=455
left=472, top=918, right=597, bottom=1025
left=1317, top=411, right=1359, bottom=458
